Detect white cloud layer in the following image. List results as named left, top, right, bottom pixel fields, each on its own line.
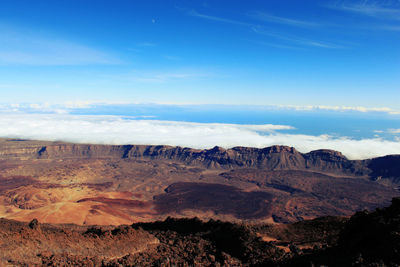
left=0, top=114, right=399, bottom=160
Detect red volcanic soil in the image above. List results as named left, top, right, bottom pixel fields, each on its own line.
left=133, top=193, right=143, bottom=198
left=0, top=175, right=37, bottom=193
left=77, top=197, right=151, bottom=208
left=154, top=182, right=273, bottom=219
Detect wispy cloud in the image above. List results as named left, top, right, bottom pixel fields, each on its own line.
left=103, top=69, right=211, bottom=84
left=252, top=27, right=344, bottom=49
left=163, top=55, right=181, bottom=61
left=389, top=129, right=400, bottom=134
left=138, top=72, right=201, bottom=83
left=0, top=113, right=399, bottom=159
left=373, top=129, right=400, bottom=136
left=141, top=71, right=209, bottom=83
left=379, top=25, right=400, bottom=31
left=137, top=42, right=157, bottom=47
left=0, top=25, right=120, bottom=65
left=184, top=9, right=343, bottom=49
left=327, top=1, right=400, bottom=20
left=276, top=104, right=400, bottom=115
left=248, top=11, right=318, bottom=28
left=251, top=40, right=305, bottom=50
left=186, top=9, right=252, bottom=27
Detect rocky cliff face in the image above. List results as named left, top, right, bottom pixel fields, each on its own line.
left=0, top=139, right=399, bottom=180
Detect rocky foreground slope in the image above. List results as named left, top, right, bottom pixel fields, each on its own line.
left=1, top=197, right=400, bottom=266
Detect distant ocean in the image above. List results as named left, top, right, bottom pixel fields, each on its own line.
left=70, top=104, right=400, bottom=141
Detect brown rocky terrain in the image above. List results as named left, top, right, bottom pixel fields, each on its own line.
left=0, top=138, right=399, bottom=225
left=2, top=197, right=400, bottom=266
left=0, top=214, right=342, bottom=266
left=0, top=217, right=158, bottom=266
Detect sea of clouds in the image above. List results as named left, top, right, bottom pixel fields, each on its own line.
left=0, top=113, right=399, bottom=160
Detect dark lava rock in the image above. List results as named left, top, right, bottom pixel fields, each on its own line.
left=28, top=218, right=39, bottom=230
left=132, top=217, right=285, bottom=266
left=284, top=197, right=400, bottom=266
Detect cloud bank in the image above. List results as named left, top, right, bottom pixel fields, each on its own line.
left=0, top=114, right=399, bottom=160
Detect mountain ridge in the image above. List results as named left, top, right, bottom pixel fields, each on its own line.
left=1, top=139, right=399, bottom=181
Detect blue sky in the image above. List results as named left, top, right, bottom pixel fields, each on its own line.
left=0, top=0, right=399, bottom=108
left=0, top=0, right=399, bottom=157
